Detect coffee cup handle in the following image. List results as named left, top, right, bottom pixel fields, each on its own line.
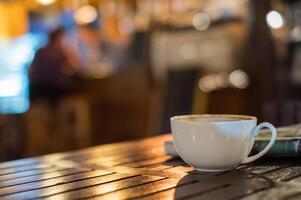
left=241, top=122, right=277, bottom=164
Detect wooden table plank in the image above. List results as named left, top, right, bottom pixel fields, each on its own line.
left=241, top=165, right=287, bottom=174
left=264, top=166, right=301, bottom=182
left=41, top=135, right=171, bottom=163
left=75, top=146, right=166, bottom=166
left=1, top=173, right=148, bottom=200
left=124, top=156, right=173, bottom=168
left=138, top=179, right=226, bottom=200
left=285, top=192, right=301, bottom=200
left=87, top=178, right=183, bottom=200
left=163, top=166, right=194, bottom=173
left=0, top=168, right=90, bottom=188
left=242, top=185, right=301, bottom=200
left=85, top=151, right=167, bottom=167
left=0, top=166, right=66, bottom=182
left=44, top=175, right=165, bottom=200
left=0, top=164, right=52, bottom=176
left=0, top=169, right=111, bottom=197
left=0, top=159, right=39, bottom=171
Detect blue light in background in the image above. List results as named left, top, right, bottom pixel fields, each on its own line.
left=0, top=34, right=45, bottom=114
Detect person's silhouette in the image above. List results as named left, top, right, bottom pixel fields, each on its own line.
left=29, top=27, right=79, bottom=103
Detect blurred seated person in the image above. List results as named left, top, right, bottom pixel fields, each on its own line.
left=29, top=27, right=80, bottom=103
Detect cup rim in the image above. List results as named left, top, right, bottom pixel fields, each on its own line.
left=170, top=114, right=257, bottom=123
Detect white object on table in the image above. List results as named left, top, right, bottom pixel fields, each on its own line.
left=164, top=141, right=179, bottom=158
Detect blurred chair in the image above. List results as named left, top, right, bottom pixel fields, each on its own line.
left=205, top=88, right=251, bottom=115
left=57, top=96, right=91, bottom=148
left=160, top=68, right=199, bottom=133
left=0, top=115, right=26, bottom=161
left=25, top=94, right=90, bottom=156
left=87, top=66, right=153, bottom=144
left=263, top=100, right=301, bottom=127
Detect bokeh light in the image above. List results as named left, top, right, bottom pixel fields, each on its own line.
left=199, top=70, right=249, bottom=92
left=36, top=0, right=56, bottom=6
left=215, top=72, right=229, bottom=88
left=192, top=12, right=210, bottom=31
left=74, top=5, right=98, bottom=25
left=229, top=69, right=249, bottom=89
left=199, top=75, right=217, bottom=92
left=266, top=11, right=284, bottom=29
left=0, top=78, right=22, bottom=97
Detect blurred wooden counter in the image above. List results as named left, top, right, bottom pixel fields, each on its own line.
left=23, top=66, right=156, bottom=157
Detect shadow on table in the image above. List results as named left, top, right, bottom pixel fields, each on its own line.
left=173, top=170, right=274, bottom=199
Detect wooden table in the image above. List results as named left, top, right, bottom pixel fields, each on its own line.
left=1, top=134, right=301, bottom=200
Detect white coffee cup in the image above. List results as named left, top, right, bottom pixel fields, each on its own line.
left=170, top=114, right=277, bottom=172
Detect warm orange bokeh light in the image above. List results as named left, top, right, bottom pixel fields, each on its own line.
left=0, top=1, right=28, bottom=39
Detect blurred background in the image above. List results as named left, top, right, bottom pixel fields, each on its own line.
left=0, top=0, right=300, bottom=161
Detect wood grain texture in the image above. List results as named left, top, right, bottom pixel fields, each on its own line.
left=0, top=164, right=52, bottom=176
left=1, top=173, right=139, bottom=200
left=0, top=168, right=90, bottom=188
left=0, top=134, right=301, bottom=200
left=0, top=169, right=111, bottom=197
